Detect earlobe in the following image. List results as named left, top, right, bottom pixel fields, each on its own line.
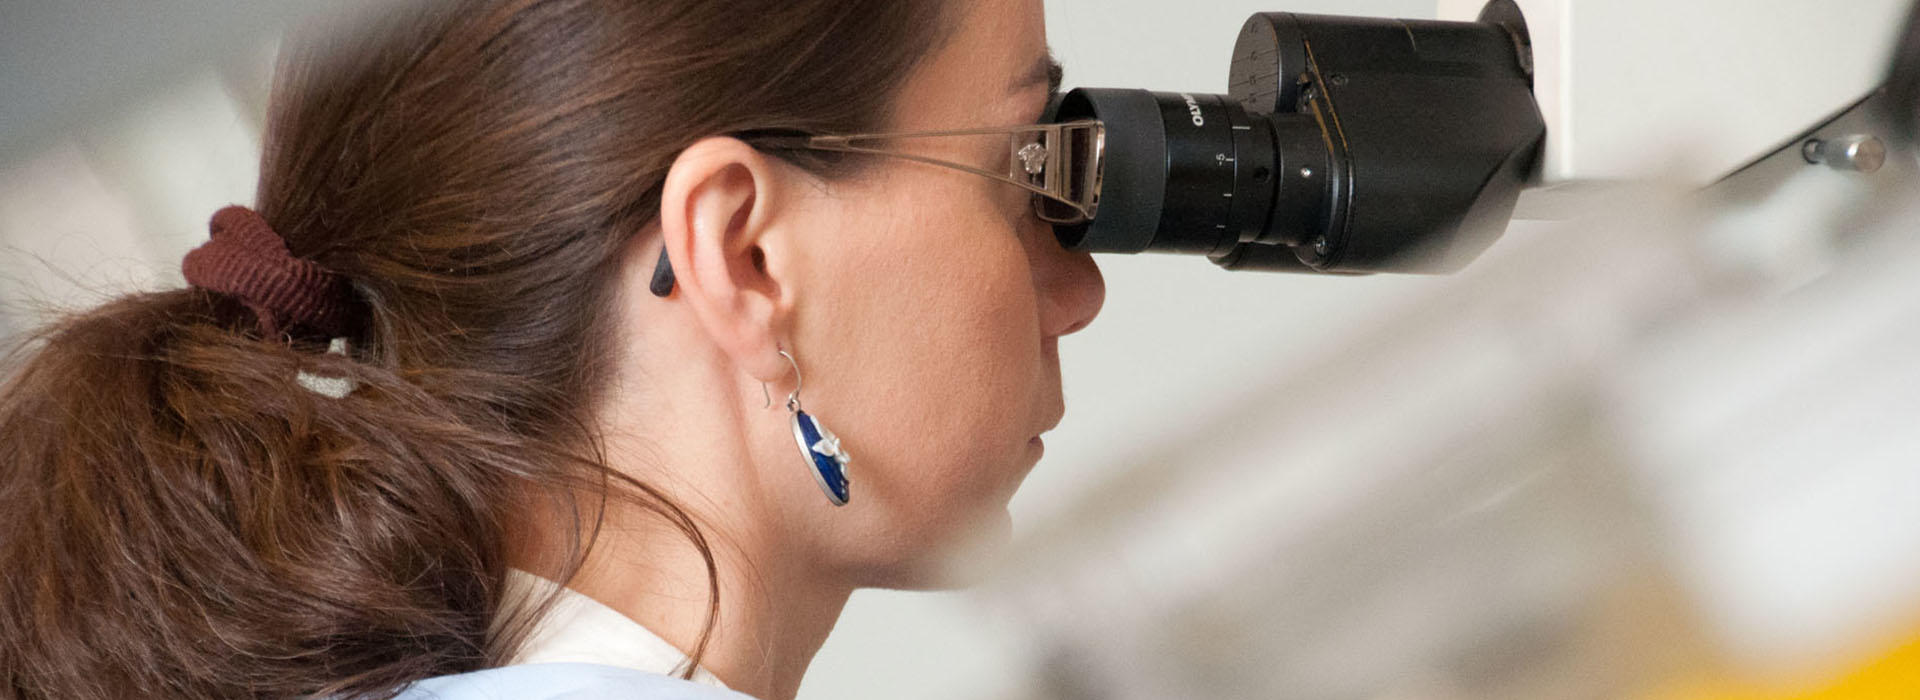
left=657, top=137, right=794, bottom=383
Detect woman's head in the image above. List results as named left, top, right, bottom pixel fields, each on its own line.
left=0, top=0, right=1095, bottom=695
left=640, top=0, right=1102, bottom=589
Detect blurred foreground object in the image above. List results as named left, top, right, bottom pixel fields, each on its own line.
left=1653, top=635, right=1920, bottom=700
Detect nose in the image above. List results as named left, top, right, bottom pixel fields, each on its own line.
left=1026, top=219, right=1105, bottom=338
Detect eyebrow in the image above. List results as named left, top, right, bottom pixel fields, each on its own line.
left=1014, top=51, right=1065, bottom=96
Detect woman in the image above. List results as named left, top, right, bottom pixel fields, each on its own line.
left=0, top=0, right=1103, bottom=697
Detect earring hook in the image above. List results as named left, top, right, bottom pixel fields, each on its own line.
left=761, top=348, right=804, bottom=412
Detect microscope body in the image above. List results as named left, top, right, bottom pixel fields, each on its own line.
left=1219, top=5, right=1545, bottom=273
left=1051, top=0, right=1547, bottom=275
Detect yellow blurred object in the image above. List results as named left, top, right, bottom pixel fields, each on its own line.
left=1653, top=631, right=1920, bottom=700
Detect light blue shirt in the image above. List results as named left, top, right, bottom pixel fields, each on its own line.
left=394, top=662, right=758, bottom=700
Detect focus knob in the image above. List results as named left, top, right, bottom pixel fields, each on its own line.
left=1803, top=135, right=1888, bottom=173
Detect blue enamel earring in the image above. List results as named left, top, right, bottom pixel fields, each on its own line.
left=770, top=349, right=851, bottom=506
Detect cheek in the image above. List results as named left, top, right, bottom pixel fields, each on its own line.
left=810, top=174, right=1044, bottom=539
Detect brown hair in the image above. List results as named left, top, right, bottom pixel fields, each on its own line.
left=0, top=0, right=948, bottom=697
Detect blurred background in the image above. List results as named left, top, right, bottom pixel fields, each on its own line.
left=4, top=1, right=1918, bottom=699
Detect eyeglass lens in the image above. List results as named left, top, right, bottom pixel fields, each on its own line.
left=1032, top=124, right=1101, bottom=225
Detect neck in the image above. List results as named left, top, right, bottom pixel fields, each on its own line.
left=511, top=353, right=847, bottom=700
left=566, top=513, right=851, bottom=700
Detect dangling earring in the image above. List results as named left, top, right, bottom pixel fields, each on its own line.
left=765, top=349, right=851, bottom=506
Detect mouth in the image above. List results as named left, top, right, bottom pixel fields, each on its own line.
left=1029, top=416, right=1059, bottom=450
left=1031, top=389, right=1065, bottom=450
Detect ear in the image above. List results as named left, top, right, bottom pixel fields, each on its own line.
left=658, top=137, right=796, bottom=384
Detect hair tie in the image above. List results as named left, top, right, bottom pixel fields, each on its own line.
left=181, top=206, right=355, bottom=338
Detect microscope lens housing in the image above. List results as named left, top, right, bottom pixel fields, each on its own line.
left=1049, top=0, right=1546, bottom=274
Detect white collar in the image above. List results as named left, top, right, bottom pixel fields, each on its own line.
left=502, top=568, right=730, bottom=690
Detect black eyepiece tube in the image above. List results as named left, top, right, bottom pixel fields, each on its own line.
left=1050, top=0, right=1545, bottom=275
left=1049, top=89, right=1168, bottom=254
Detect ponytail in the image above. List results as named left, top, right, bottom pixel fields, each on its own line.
left=0, top=290, right=521, bottom=698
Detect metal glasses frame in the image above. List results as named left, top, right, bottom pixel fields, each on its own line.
left=747, top=119, right=1106, bottom=225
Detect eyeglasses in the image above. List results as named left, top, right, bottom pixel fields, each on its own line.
left=746, top=120, right=1106, bottom=225
left=649, top=119, right=1106, bottom=298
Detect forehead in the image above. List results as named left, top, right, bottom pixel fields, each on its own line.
left=890, top=0, right=1048, bottom=130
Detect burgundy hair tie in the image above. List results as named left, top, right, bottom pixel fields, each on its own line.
left=181, top=206, right=355, bottom=338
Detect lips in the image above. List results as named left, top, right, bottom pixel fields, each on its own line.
left=1032, top=405, right=1064, bottom=442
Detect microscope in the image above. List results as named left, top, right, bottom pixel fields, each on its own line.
left=1046, top=0, right=1546, bottom=275
left=1044, top=0, right=1920, bottom=275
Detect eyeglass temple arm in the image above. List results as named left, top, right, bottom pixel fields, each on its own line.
left=755, top=124, right=1099, bottom=221
left=802, top=143, right=1087, bottom=213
